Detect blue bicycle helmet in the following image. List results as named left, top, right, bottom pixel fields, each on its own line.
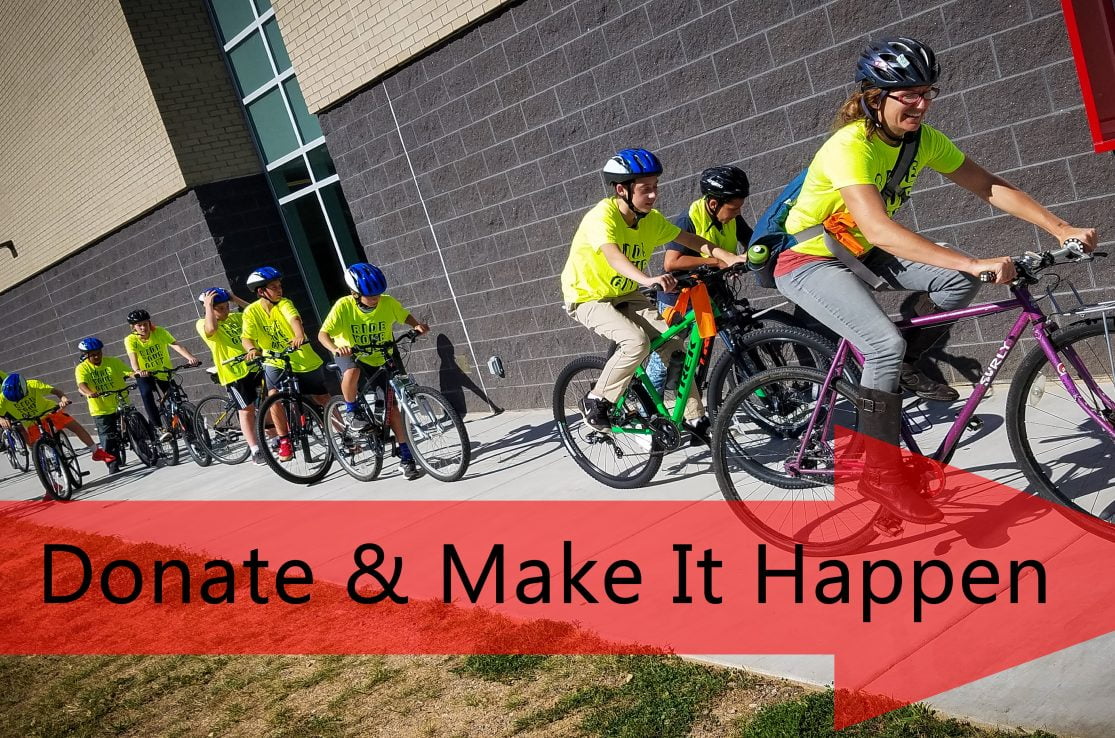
left=198, top=287, right=232, bottom=304
left=246, top=266, right=282, bottom=290
left=602, top=148, right=664, bottom=185
left=77, top=337, right=104, bottom=353
left=344, top=263, right=387, bottom=297
left=856, top=37, right=939, bottom=90
left=1, top=373, right=27, bottom=403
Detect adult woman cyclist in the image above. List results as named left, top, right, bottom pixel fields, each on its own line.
left=773, top=37, right=1096, bottom=524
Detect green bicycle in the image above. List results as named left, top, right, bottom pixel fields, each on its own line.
left=553, top=263, right=839, bottom=488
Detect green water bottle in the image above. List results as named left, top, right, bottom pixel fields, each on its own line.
left=747, top=244, right=770, bottom=270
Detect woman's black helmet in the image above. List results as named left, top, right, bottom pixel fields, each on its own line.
left=856, top=37, right=939, bottom=89
left=699, top=166, right=750, bottom=200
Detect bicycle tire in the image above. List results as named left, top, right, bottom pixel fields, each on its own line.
left=194, top=395, right=251, bottom=465
left=707, top=325, right=851, bottom=419
left=711, top=366, right=881, bottom=556
left=158, top=409, right=181, bottom=467
left=553, top=355, right=663, bottom=489
left=323, top=396, right=384, bottom=482
left=400, top=386, right=470, bottom=482
left=57, top=433, right=84, bottom=491
left=1006, top=318, right=1115, bottom=540
left=256, top=393, right=332, bottom=484
left=6, top=429, right=30, bottom=473
left=176, top=402, right=211, bottom=467
left=33, top=437, right=74, bottom=500
left=126, top=412, right=160, bottom=468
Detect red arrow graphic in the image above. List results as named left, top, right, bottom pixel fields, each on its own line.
left=1, top=434, right=1112, bottom=729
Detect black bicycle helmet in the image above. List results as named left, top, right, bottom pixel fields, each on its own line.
left=856, top=37, right=939, bottom=89
left=127, top=309, right=151, bottom=325
left=700, top=166, right=750, bottom=201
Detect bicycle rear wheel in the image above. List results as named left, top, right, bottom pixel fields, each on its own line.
left=711, top=366, right=880, bottom=556
left=553, top=355, right=662, bottom=489
left=1007, top=318, right=1115, bottom=538
left=401, top=386, right=470, bottom=482
left=257, top=393, right=332, bottom=484
left=194, top=395, right=251, bottom=465
left=707, top=325, right=853, bottom=419
left=324, top=396, right=384, bottom=482
left=126, top=412, right=160, bottom=468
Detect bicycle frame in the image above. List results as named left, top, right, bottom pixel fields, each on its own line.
left=790, top=283, right=1115, bottom=476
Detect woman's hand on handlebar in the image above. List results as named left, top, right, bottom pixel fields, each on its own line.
left=642, top=273, right=677, bottom=292
left=969, top=256, right=1016, bottom=285
left=332, top=345, right=353, bottom=357
left=1054, top=225, right=1097, bottom=253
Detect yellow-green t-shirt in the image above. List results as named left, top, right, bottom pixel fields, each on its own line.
left=75, top=356, right=131, bottom=416
left=125, top=327, right=176, bottom=373
left=241, top=298, right=323, bottom=373
left=197, top=312, right=252, bottom=385
left=560, top=198, right=682, bottom=304
left=321, top=295, right=411, bottom=368
left=683, top=198, right=741, bottom=254
left=0, top=379, right=58, bottom=426
left=785, top=121, right=965, bottom=257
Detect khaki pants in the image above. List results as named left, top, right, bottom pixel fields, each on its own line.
left=567, top=292, right=703, bottom=420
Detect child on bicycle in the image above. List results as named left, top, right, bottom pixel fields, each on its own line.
left=647, top=165, right=753, bottom=394
left=124, top=309, right=202, bottom=441
left=774, top=37, right=1096, bottom=523
left=0, top=373, right=116, bottom=480
left=560, top=148, right=746, bottom=444
left=241, top=266, right=330, bottom=463
left=318, top=263, right=430, bottom=481
left=195, top=287, right=267, bottom=465
left=74, top=337, right=133, bottom=473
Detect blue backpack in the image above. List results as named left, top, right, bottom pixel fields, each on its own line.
left=748, top=130, right=922, bottom=288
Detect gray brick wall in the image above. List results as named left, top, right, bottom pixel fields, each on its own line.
left=0, top=174, right=306, bottom=429
left=304, top=0, right=1112, bottom=410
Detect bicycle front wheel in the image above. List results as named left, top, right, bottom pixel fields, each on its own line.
left=33, top=437, right=75, bottom=500
left=194, top=395, right=251, bottom=465
left=126, top=412, right=160, bottom=468
left=176, top=402, right=211, bottom=467
left=57, top=433, right=84, bottom=491
left=1007, top=318, right=1115, bottom=538
left=553, top=355, right=662, bottom=489
left=6, top=429, right=30, bottom=473
left=401, top=386, right=470, bottom=482
left=711, top=366, right=880, bottom=556
left=324, top=396, right=384, bottom=482
left=257, top=393, right=332, bottom=484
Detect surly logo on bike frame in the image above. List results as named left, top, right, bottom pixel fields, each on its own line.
left=979, top=336, right=1017, bottom=387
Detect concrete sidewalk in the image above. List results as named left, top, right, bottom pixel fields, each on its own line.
left=0, top=392, right=1110, bottom=737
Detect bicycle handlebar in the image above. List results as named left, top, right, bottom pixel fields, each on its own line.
left=349, top=330, right=423, bottom=356
left=89, top=383, right=138, bottom=399
left=979, top=238, right=1105, bottom=284
left=668, top=261, right=750, bottom=290
left=148, top=363, right=200, bottom=377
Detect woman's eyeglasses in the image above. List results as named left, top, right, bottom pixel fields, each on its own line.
left=890, top=87, right=941, bottom=104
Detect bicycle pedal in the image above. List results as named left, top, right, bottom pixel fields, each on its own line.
left=873, top=514, right=905, bottom=538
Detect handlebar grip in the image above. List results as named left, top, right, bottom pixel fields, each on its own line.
left=979, top=271, right=996, bottom=283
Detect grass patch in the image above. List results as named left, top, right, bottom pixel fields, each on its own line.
left=515, top=655, right=729, bottom=737
left=739, top=690, right=1059, bottom=738
left=454, top=654, right=549, bottom=682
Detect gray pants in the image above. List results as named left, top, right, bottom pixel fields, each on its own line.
left=775, top=248, right=979, bottom=391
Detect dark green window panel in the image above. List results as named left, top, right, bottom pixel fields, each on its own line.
left=228, top=31, right=273, bottom=96
left=247, top=88, right=299, bottom=162
left=211, top=0, right=255, bottom=42
left=283, top=78, right=323, bottom=143
left=264, top=19, right=291, bottom=73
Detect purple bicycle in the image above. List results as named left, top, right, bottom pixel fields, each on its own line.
left=711, top=239, right=1115, bottom=555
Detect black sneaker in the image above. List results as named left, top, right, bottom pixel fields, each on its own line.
left=580, top=395, right=614, bottom=431
left=684, top=417, right=711, bottom=447
left=400, top=458, right=423, bottom=481
left=899, top=364, right=960, bottom=403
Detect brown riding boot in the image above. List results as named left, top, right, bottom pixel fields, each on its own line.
left=855, top=387, right=943, bottom=524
